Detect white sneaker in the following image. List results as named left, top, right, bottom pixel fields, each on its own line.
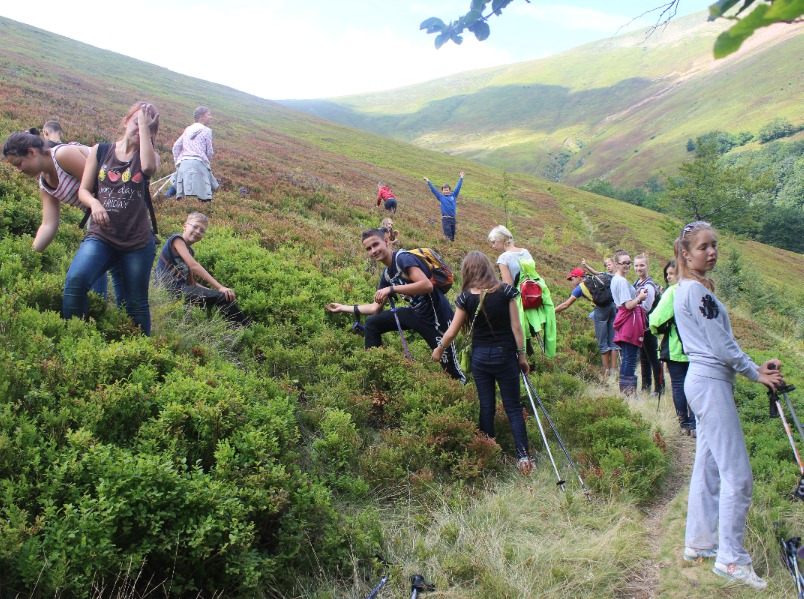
left=713, top=562, right=767, bottom=590
left=683, top=546, right=717, bottom=561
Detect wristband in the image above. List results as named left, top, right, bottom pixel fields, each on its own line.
left=437, top=340, right=445, bottom=350
left=390, top=285, right=395, bottom=295
left=353, top=305, right=360, bottom=318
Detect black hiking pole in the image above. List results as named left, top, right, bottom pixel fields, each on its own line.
left=522, top=372, right=566, bottom=490
left=522, top=373, right=591, bottom=500
left=365, top=555, right=392, bottom=599
left=409, top=574, right=435, bottom=599
left=388, top=297, right=413, bottom=362
left=781, top=536, right=804, bottom=598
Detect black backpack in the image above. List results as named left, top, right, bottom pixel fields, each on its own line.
left=580, top=273, right=613, bottom=306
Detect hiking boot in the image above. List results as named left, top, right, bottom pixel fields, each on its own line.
left=713, top=562, right=767, bottom=590
left=684, top=546, right=717, bottom=561
left=518, top=457, right=534, bottom=475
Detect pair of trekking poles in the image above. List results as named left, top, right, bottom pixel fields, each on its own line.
left=521, top=372, right=591, bottom=498
left=365, top=556, right=434, bottom=599
left=767, top=369, right=804, bottom=500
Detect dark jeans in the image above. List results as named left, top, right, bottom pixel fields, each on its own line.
left=181, top=285, right=250, bottom=326
left=472, top=345, right=529, bottom=459
left=639, top=329, right=664, bottom=393
left=441, top=216, right=456, bottom=241
left=384, top=198, right=397, bottom=213
left=667, top=360, right=695, bottom=429
left=364, top=306, right=465, bottom=382
left=63, top=236, right=156, bottom=335
left=619, top=341, right=640, bottom=393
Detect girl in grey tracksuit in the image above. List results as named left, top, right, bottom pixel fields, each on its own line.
left=673, top=221, right=781, bottom=589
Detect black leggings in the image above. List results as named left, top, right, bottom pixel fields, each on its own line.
left=181, top=285, right=250, bottom=326
left=639, top=329, right=664, bottom=393
left=364, top=306, right=465, bottom=382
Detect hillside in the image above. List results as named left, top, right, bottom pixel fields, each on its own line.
left=280, top=10, right=804, bottom=187
left=1, top=15, right=804, bottom=598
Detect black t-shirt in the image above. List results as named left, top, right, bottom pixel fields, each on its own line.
left=455, top=284, right=519, bottom=350
left=379, top=250, right=454, bottom=331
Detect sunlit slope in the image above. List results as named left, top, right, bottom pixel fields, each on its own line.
left=0, top=15, right=802, bottom=297
left=281, top=11, right=803, bottom=186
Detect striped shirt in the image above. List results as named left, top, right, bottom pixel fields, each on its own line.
left=38, top=144, right=85, bottom=208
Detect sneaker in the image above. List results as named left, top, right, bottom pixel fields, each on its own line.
left=684, top=546, right=717, bottom=561
left=517, top=457, right=534, bottom=475
left=712, top=562, right=767, bottom=590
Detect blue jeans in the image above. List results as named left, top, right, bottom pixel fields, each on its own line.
left=89, top=264, right=125, bottom=301
left=592, top=303, right=617, bottom=353
left=667, top=360, right=695, bottom=429
left=471, top=345, right=529, bottom=459
left=63, top=236, right=156, bottom=335
left=619, top=341, right=640, bottom=393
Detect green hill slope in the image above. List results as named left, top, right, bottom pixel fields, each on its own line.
left=1, top=16, right=803, bottom=597
left=281, top=11, right=804, bottom=187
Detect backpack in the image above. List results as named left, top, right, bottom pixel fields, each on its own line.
left=580, top=273, right=613, bottom=307
left=387, top=248, right=454, bottom=293
left=517, top=258, right=544, bottom=310
left=634, top=277, right=662, bottom=315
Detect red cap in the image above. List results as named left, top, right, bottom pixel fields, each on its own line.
left=566, top=267, right=585, bottom=280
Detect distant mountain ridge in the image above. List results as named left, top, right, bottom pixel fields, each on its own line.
left=281, top=11, right=804, bottom=186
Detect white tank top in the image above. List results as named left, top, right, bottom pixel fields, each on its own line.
left=38, top=143, right=84, bottom=209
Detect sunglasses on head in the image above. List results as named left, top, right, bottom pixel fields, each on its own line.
left=682, top=221, right=710, bottom=238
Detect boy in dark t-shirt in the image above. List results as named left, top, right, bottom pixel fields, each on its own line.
left=326, top=228, right=464, bottom=382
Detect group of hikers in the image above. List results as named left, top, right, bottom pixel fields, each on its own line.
left=3, top=100, right=788, bottom=592
left=375, top=171, right=464, bottom=242
left=327, top=219, right=785, bottom=591
left=3, top=102, right=241, bottom=334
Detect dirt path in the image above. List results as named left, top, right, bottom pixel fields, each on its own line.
left=618, top=429, right=696, bottom=598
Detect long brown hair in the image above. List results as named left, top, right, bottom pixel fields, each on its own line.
left=674, top=221, right=716, bottom=292
left=460, top=251, right=500, bottom=293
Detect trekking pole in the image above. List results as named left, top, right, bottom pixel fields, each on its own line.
left=522, top=374, right=591, bottom=499
left=768, top=376, right=804, bottom=499
left=409, top=574, right=435, bottom=599
left=521, top=372, right=565, bottom=490
left=365, top=555, right=392, bottom=599
left=781, top=536, right=804, bottom=599
left=148, top=172, right=174, bottom=187
left=388, top=297, right=413, bottom=362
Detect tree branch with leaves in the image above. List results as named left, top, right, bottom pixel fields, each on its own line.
left=421, top=0, right=804, bottom=58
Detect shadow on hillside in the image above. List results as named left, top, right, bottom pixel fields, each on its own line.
left=281, top=78, right=657, bottom=140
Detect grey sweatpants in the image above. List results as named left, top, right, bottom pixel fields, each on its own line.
left=684, top=372, right=753, bottom=565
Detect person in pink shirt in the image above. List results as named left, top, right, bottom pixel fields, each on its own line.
left=171, top=106, right=218, bottom=201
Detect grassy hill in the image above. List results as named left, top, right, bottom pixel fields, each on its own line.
left=1, top=15, right=804, bottom=598
left=281, top=11, right=804, bottom=187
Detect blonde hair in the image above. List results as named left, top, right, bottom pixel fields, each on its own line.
left=634, top=253, right=648, bottom=264
left=186, top=212, right=209, bottom=226
left=674, top=221, right=716, bottom=292
left=488, top=225, right=514, bottom=247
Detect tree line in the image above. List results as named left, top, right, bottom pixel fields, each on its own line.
left=580, top=128, right=804, bottom=253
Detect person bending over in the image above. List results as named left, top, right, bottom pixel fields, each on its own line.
left=326, top=228, right=464, bottom=382
left=155, top=212, right=250, bottom=326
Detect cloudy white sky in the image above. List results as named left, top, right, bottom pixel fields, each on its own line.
left=2, top=0, right=713, bottom=100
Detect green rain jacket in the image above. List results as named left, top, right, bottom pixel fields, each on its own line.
left=516, top=259, right=556, bottom=358
left=648, top=283, right=688, bottom=362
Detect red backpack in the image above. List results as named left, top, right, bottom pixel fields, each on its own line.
left=520, top=278, right=543, bottom=309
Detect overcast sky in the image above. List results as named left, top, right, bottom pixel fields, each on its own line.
left=2, top=1, right=713, bottom=100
